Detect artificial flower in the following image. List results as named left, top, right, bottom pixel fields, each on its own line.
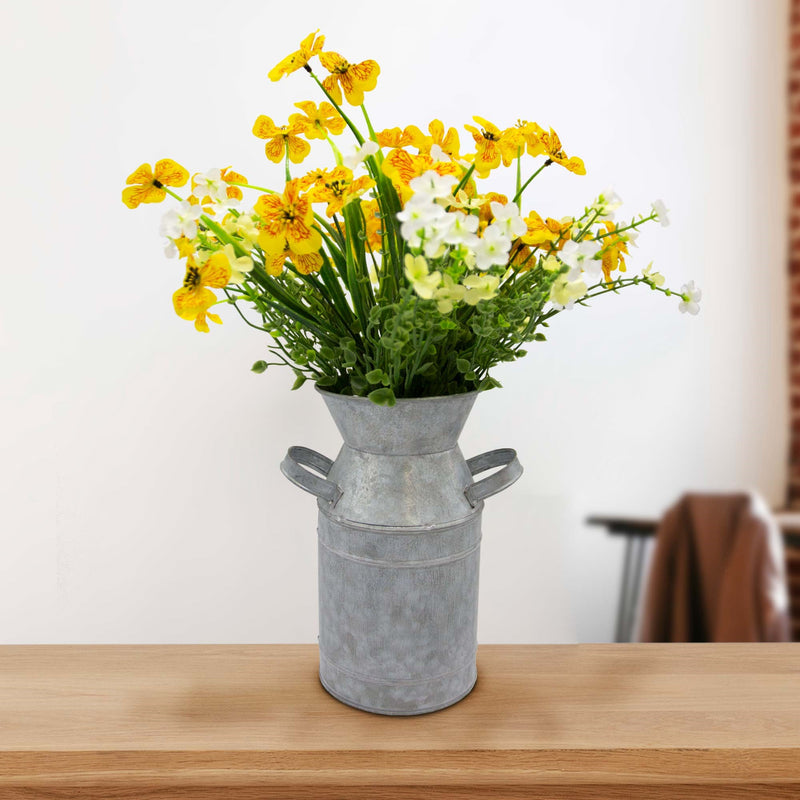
left=463, top=117, right=506, bottom=178
left=252, top=116, right=310, bottom=164
left=473, top=225, right=512, bottom=272
left=268, top=30, right=325, bottom=82
left=290, top=100, right=345, bottom=139
left=307, top=166, right=375, bottom=217
left=642, top=262, right=665, bottom=287
left=172, top=255, right=230, bottom=332
left=462, top=274, right=500, bottom=305
left=434, top=273, right=466, bottom=313
left=550, top=274, right=588, bottom=309
left=319, top=51, right=380, bottom=106
left=255, top=179, right=321, bottom=255
left=596, top=221, right=630, bottom=284
left=678, top=281, right=701, bottom=315
left=521, top=210, right=560, bottom=247
left=528, top=124, right=586, bottom=175
left=220, top=167, right=248, bottom=201
left=652, top=199, right=670, bottom=227
left=160, top=201, right=203, bottom=240
left=122, top=159, right=188, bottom=209
left=342, top=140, right=380, bottom=170
left=404, top=254, right=441, bottom=299
left=264, top=242, right=323, bottom=276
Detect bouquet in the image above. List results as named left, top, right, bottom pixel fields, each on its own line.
left=122, top=30, right=699, bottom=405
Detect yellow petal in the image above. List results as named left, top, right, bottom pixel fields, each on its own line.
left=252, top=115, right=279, bottom=140
left=173, top=285, right=216, bottom=320
left=125, top=163, right=154, bottom=185
left=286, top=219, right=321, bottom=254
left=122, top=184, right=165, bottom=208
left=319, top=51, right=347, bottom=73
left=264, top=137, right=286, bottom=163
left=321, top=74, right=342, bottom=106
left=201, top=252, right=232, bottom=288
left=265, top=250, right=288, bottom=276
left=292, top=250, right=323, bottom=275
left=154, top=159, right=189, bottom=187
left=286, top=135, right=311, bottom=164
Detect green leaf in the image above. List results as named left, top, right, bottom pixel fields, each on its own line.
left=291, top=374, right=307, bottom=390
left=251, top=360, right=268, bottom=374
left=319, top=346, right=336, bottom=360
left=456, top=358, right=471, bottom=373
left=342, top=348, right=358, bottom=367
left=439, top=318, right=458, bottom=330
left=368, top=387, right=396, bottom=407
left=316, top=375, right=338, bottom=387
left=366, top=369, right=385, bottom=384
left=350, top=374, right=368, bottom=395
left=534, top=333, right=547, bottom=342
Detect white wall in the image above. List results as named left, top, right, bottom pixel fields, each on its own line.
left=0, top=0, right=788, bottom=643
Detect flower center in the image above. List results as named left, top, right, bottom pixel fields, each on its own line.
left=183, top=264, right=201, bottom=289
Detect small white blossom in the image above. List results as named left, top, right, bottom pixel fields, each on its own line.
left=160, top=201, right=203, bottom=240
left=193, top=168, right=228, bottom=203
left=652, top=199, right=670, bottom=227
left=558, top=239, right=602, bottom=279
left=678, top=280, right=701, bottom=315
left=342, top=140, right=380, bottom=170
left=550, top=274, right=588, bottom=310
left=591, top=187, right=623, bottom=220
left=408, top=170, right=458, bottom=202
left=642, top=262, right=665, bottom=287
left=473, top=224, right=512, bottom=271
left=442, top=212, right=479, bottom=248
left=490, top=201, right=527, bottom=238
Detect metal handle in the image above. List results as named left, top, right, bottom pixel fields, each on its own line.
left=280, top=446, right=343, bottom=506
left=465, top=448, right=523, bottom=508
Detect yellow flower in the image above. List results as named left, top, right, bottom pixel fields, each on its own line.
left=122, top=159, right=188, bottom=209
left=381, top=148, right=459, bottom=203
left=220, top=166, right=248, bottom=201
left=376, top=127, right=416, bottom=149
left=268, top=30, right=325, bottom=82
left=361, top=198, right=383, bottom=252
left=172, top=254, right=231, bottom=332
left=264, top=242, right=323, bottom=276
left=252, top=116, right=311, bottom=164
left=597, top=221, right=629, bottom=284
left=463, top=117, right=507, bottom=178
left=289, top=101, right=345, bottom=139
left=307, top=166, right=375, bottom=217
left=254, top=179, right=321, bottom=255
left=528, top=124, right=586, bottom=175
left=319, top=51, right=380, bottom=106
left=521, top=210, right=560, bottom=247
left=418, top=119, right=462, bottom=161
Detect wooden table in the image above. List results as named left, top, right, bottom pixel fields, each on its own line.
left=1, top=644, right=799, bottom=798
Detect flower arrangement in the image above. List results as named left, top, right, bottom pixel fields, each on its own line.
left=122, top=30, right=698, bottom=405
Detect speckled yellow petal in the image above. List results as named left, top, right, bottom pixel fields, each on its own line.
left=321, top=74, right=342, bottom=106
left=253, top=115, right=279, bottom=140
left=264, top=137, right=286, bottom=163
left=154, top=159, right=188, bottom=187
left=122, top=183, right=165, bottom=208
left=264, top=250, right=288, bottom=276
left=200, top=252, right=232, bottom=288
left=286, top=135, right=311, bottom=164
left=125, top=163, right=154, bottom=185
left=291, top=250, right=323, bottom=275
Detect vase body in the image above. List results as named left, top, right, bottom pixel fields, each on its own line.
left=281, top=389, right=522, bottom=715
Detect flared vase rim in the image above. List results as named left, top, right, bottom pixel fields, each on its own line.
left=315, top=385, right=480, bottom=405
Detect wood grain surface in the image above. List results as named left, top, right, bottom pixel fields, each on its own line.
left=0, top=644, right=798, bottom=798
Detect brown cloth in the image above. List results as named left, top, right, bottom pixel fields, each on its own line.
left=638, top=493, right=791, bottom=642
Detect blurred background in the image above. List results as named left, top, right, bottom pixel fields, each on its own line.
left=0, top=0, right=791, bottom=643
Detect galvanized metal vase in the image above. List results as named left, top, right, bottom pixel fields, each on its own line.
left=280, top=388, right=522, bottom=715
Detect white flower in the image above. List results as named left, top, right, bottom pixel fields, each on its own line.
left=652, top=199, right=670, bottom=227
left=408, top=170, right=458, bottom=202
left=442, top=212, right=479, bottom=248
left=642, top=261, right=665, bottom=287
left=342, top=140, right=380, bottom=170
left=193, top=168, right=228, bottom=203
left=550, top=275, right=588, bottom=310
left=558, top=239, right=601, bottom=279
left=490, top=201, right=527, bottom=238
left=473, top=224, right=512, bottom=271
left=678, top=280, right=701, bottom=315
left=462, top=274, right=500, bottom=305
left=591, top=187, right=623, bottom=220
left=160, top=201, right=203, bottom=240
left=397, top=200, right=445, bottom=248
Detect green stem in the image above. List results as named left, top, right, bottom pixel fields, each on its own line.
left=308, top=71, right=365, bottom=145
left=361, top=104, right=378, bottom=142
left=592, top=212, right=658, bottom=239
left=515, top=148, right=522, bottom=212
left=284, top=148, right=291, bottom=183
left=229, top=182, right=276, bottom=194
left=512, top=159, right=552, bottom=205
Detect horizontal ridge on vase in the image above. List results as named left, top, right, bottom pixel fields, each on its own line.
left=280, top=387, right=522, bottom=715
